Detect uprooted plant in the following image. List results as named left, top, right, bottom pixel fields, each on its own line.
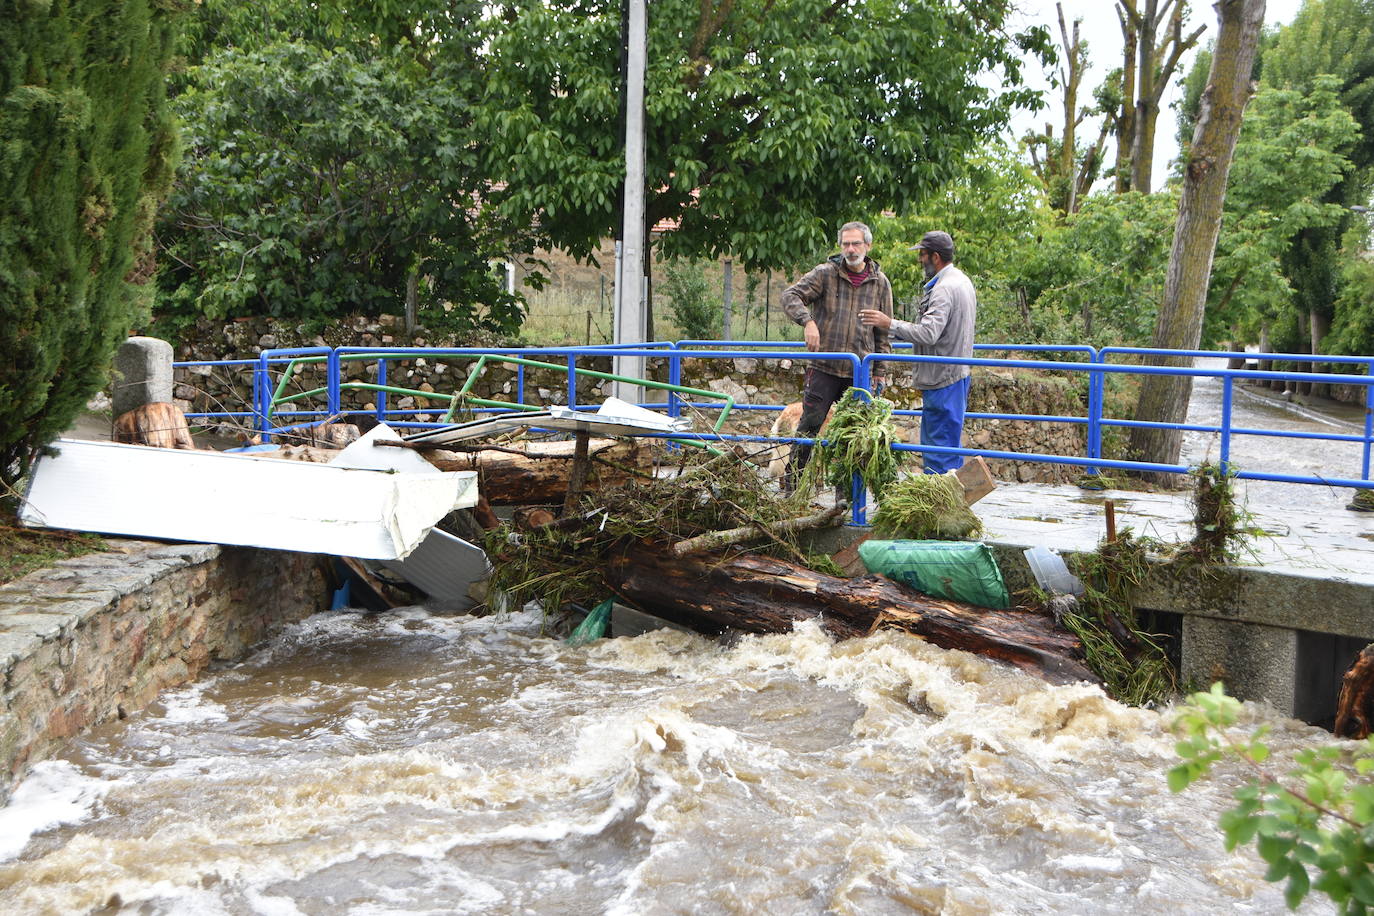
left=797, top=389, right=906, bottom=500
left=871, top=472, right=982, bottom=540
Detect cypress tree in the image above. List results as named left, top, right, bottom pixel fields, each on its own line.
left=0, top=0, right=184, bottom=488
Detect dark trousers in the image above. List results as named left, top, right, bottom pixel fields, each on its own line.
left=784, top=369, right=850, bottom=487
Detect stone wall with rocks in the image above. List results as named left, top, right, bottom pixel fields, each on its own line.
left=169, top=317, right=1089, bottom=481
left=0, top=541, right=326, bottom=804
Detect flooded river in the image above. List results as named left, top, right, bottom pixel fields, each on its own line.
left=0, top=607, right=1336, bottom=914
left=2, top=367, right=1363, bottom=914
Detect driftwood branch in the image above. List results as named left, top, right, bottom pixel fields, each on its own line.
left=669, top=505, right=847, bottom=557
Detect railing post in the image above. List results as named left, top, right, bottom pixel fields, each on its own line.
left=852, top=357, right=872, bottom=525
left=667, top=344, right=682, bottom=419
left=517, top=357, right=526, bottom=405
left=327, top=348, right=341, bottom=420
left=566, top=354, right=577, bottom=409
left=254, top=354, right=271, bottom=442
left=1363, top=360, right=1374, bottom=482
left=1088, top=352, right=1104, bottom=468
left=376, top=357, right=389, bottom=423
left=1220, top=373, right=1235, bottom=476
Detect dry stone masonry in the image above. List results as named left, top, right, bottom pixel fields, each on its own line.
left=0, top=541, right=326, bottom=804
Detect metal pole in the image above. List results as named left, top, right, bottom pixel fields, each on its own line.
left=612, top=0, right=647, bottom=402
left=722, top=258, right=733, bottom=341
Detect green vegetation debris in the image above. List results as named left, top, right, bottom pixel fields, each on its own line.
left=799, top=389, right=905, bottom=499
left=1063, top=531, right=1177, bottom=707
left=870, top=473, right=982, bottom=540
left=0, top=518, right=107, bottom=586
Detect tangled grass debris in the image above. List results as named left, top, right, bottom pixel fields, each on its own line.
left=798, top=389, right=905, bottom=500
left=871, top=473, right=982, bottom=540
left=484, top=447, right=835, bottom=617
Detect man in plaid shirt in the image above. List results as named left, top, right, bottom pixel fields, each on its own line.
left=780, top=221, right=892, bottom=490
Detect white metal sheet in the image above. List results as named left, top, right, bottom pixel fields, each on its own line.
left=400, top=398, right=692, bottom=447
left=402, top=412, right=556, bottom=447
left=377, top=528, right=489, bottom=608
left=18, top=438, right=477, bottom=560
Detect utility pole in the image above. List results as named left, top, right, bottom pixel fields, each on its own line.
left=612, top=0, right=647, bottom=403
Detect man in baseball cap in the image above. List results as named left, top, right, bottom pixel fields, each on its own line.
left=912, top=230, right=955, bottom=262
left=858, top=229, right=976, bottom=473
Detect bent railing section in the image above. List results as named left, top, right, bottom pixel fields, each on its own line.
left=173, top=342, right=1374, bottom=524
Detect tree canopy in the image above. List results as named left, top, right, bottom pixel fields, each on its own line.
left=478, top=0, right=1054, bottom=271
left=155, top=0, right=540, bottom=337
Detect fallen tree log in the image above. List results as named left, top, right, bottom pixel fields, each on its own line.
left=423, top=438, right=658, bottom=505
left=604, top=542, right=1097, bottom=686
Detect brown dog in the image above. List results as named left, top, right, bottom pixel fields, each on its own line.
left=764, top=401, right=834, bottom=478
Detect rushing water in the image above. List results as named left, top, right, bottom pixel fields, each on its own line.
left=0, top=608, right=1337, bottom=914
left=2, top=369, right=1362, bottom=914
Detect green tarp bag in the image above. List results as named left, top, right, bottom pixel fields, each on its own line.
left=857, top=539, right=1010, bottom=610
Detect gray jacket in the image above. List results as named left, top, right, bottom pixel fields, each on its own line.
left=889, top=264, right=976, bottom=390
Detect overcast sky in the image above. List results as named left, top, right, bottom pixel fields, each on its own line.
left=1006, top=0, right=1309, bottom=191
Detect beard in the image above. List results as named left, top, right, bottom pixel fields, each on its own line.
left=844, top=253, right=866, bottom=270
left=921, top=258, right=937, bottom=279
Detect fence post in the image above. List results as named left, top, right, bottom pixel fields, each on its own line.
left=376, top=357, right=389, bottom=422
left=327, top=348, right=341, bottom=420
left=1087, top=352, right=1105, bottom=472
left=1363, top=360, right=1373, bottom=482
left=1220, top=372, right=1234, bottom=476
left=254, top=353, right=272, bottom=442
left=722, top=259, right=733, bottom=341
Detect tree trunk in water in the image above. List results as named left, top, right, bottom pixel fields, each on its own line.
left=423, top=439, right=658, bottom=505
left=603, top=543, right=1098, bottom=686
left=1128, top=0, right=1266, bottom=482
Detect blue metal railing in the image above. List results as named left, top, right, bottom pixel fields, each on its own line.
left=175, top=342, right=1374, bottom=524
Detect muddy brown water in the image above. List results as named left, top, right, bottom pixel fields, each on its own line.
left=2, top=365, right=1361, bottom=913
left=0, top=608, right=1336, bottom=914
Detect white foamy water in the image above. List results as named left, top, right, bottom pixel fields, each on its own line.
left=0, top=606, right=1340, bottom=914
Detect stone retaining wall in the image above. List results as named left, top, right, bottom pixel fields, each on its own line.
left=0, top=541, right=326, bottom=804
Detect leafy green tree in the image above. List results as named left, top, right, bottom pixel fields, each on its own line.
left=479, top=0, right=1053, bottom=273
left=874, top=158, right=1175, bottom=350
left=1204, top=77, right=1360, bottom=346
left=1255, top=0, right=1374, bottom=357
left=1018, top=190, right=1178, bottom=348
left=658, top=261, right=720, bottom=339
left=872, top=146, right=1055, bottom=340
left=1, top=0, right=186, bottom=486
left=1172, top=683, right=1374, bottom=912
left=1328, top=229, right=1374, bottom=355
left=156, top=1, right=538, bottom=338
